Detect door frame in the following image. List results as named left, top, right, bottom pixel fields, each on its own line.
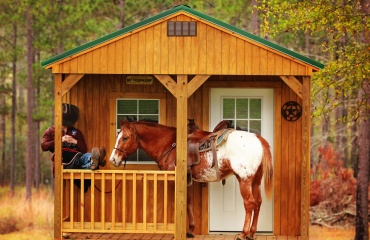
left=208, top=87, right=274, bottom=233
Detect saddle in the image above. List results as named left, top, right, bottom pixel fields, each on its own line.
left=187, top=128, right=234, bottom=185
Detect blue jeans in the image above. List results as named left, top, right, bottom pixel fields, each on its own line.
left=78, top=153, right=92, bottom=169
left=63, top=152, right=92, bottom=169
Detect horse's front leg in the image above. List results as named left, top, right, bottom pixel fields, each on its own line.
left=186, top=185, right=196, bottom=238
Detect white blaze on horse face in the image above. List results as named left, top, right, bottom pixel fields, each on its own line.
left=109, top=131, right=123, bottom=167
left=218, top=131, right=263, bottom=180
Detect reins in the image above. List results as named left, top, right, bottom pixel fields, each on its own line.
left=158, top=143, right=176, bottom=163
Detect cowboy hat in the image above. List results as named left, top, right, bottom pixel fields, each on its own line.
left=62, top=103, right=79, bottom=127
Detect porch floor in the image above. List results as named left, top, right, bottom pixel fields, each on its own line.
left=63, top=233, right=283, bottom=240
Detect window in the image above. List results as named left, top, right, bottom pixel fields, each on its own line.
left=167, top=21, right=197, bottom=36
left=222, top=97, right=262, bottom=134
left=116, top=99, right=159, bottom=162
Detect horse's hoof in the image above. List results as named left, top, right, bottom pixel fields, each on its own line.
left=234, top=234, right=254, bottom=240
left=186, top=232, right=195, bottom=238
left=234, top=234, right=243, bottom=240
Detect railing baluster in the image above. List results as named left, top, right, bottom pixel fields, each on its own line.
left=133, top=173, right=137, bottom=230
left=143, top=173, right=147, bottom=231
left=112, top=173, right=116, bottom=230
left=122, top=172, right=126, bottom=230
left=164, top=173, right=168, bottom=230
left=70, top=172, right=74, bottom=230
left=91, top=172, right=95, bottom=230
left=154, top=173, right=158, bottom=232
left=81, top=172, right=84, bottom=230
left=101, top=173, right=105, bottom=230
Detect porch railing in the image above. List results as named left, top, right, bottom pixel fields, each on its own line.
left=61, top=169, right=176, bottom=234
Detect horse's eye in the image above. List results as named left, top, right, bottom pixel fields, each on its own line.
left=122, top=136, right=129, bottom=142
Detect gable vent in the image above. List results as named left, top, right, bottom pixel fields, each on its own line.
left=167, top=21, right=197, bottom=36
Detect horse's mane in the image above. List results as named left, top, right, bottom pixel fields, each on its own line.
left=132, top=120, right=176, bottom=131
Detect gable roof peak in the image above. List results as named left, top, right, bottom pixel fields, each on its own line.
left=41, top=5, right=324, bottom=70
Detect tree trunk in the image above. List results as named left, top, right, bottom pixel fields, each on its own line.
left=250, top=0, right=259, bottom=35
left=355, top=85, right=370, bottom=239
left=118, top=0, right=125, bottom=29
left=0, top=93, right=5, bottom=186
left=11, top=23, right=17, bottom=196
left=355, top=1, right=370, bottom=239
left=26, top=4, right=35, bottom=201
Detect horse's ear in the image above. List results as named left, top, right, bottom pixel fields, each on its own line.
left=120, top=119, right=127, bottom=126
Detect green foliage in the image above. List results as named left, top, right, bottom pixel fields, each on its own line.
left=257, top=0, right=370, bottom=123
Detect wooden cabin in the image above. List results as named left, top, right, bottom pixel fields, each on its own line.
left=41, top=5, right=323, bottom=240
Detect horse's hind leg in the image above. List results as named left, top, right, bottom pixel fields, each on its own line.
left=249, top=165, right=263, bottom=237
left=235, top=176, right=255, bottom=240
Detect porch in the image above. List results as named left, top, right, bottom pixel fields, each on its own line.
left=63, top=233, right=281, bottom=240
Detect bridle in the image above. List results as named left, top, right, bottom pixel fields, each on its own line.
left=113, top=147, right=128, bottom=167
left=113, top=123, right=139, bottom=167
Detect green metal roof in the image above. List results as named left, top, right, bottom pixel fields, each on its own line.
left=41, top=4, right=324, bottom=69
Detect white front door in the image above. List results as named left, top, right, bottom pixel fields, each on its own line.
left=209, top=88, right=274, bottom=233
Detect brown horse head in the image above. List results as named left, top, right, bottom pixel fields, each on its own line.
left=109, top=120, right=139, bottom=167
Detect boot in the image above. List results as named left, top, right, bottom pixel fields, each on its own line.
left=90, top=146, right=106, bottom=170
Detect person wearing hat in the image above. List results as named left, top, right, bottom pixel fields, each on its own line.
left=41, top=104, right=107, bottom=188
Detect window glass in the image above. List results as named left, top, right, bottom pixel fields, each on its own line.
left=222, top=97, right=262, bottom=133
left=236, top=99, right=249, bottom=118
left=250, top=99, right=262, bottom=119
left=223, top=98, right=235, bottom=119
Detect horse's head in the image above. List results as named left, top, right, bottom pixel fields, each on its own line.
left=109, top=120, right=139, bottom=167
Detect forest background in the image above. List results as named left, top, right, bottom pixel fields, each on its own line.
left=0, top=0, right=369, bottom=239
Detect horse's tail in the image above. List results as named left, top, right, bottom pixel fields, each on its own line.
left=257, top=135, right=273, bottom=199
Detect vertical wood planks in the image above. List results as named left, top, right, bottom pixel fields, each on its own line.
left=198, top=22, right=207, bottom=74
left=221, top=32, right=230, bottom=74
left=206, top=25, right=214, bottom=74
left=153, top=24, right=161, bottom=74
left=273, top=84, right=282, bottom=235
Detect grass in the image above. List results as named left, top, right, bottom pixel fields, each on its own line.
left=0, top=186, right=54, bottom=240
left=0, top=186, right=365, bottom=240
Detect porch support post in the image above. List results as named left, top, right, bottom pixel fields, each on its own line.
left=175, top=75, right=188, bottom=240
left=54, top=74, right=63, bottom=240
left=301, top=76, right=311, bottom=239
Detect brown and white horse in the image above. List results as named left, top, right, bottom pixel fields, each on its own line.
left=109, top=120, right=273, bottom=240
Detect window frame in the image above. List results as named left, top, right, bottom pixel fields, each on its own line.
left=167, top=21, right=197, bottom=36
left=221, top=96, right=263, bottom=134
left=109, top=92, right=166, bottom=166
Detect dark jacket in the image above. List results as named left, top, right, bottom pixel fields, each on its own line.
left=41, top=126, right=88, bottom=162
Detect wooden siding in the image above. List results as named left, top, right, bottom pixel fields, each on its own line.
left=61, top=74, right=305, bottom=237
left=51, top=14, right=310, bottom=76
